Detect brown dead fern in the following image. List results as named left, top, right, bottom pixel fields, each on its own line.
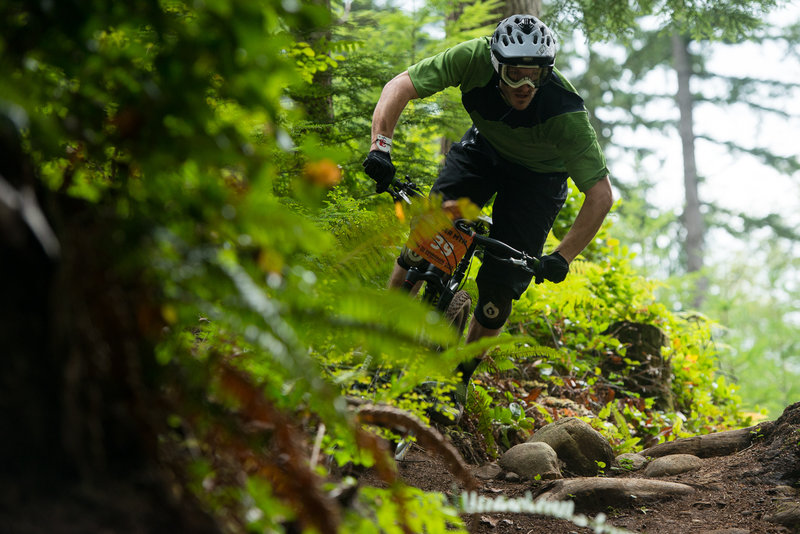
left=356, top=403, right=479, bottom=491
left=217, top=364, right=340, bottom=534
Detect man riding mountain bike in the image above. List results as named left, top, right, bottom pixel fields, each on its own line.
left=363, top=14, right=614, bottom=406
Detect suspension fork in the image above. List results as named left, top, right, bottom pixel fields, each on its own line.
left=402, top=265, right=447, bottom=305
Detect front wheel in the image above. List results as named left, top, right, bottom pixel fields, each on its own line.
left=444, top=290, right=472, bottom=340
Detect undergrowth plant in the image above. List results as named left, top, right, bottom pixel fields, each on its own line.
left=317, top=173, right=750, bottom=460
left=5, top=0, right=762, bottom=532
left=495, top=204, right=750, bottom=451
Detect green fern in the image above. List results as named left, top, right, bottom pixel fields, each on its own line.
left=467, top=383, right=497, bottom=455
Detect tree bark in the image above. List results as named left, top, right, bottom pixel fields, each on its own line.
left=0, top=116, right=218, bottom=533
left=641, top=421, right=775, bottom=458
left=671, top=32, right=707, bottom=307
left=501, top=0, right=541, bottom=18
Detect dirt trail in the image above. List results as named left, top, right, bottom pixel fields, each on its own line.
left=362, top=402, right=800, bottom=533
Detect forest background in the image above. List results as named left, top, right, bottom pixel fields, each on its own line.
left=1, top=0, right=799, bottom=532
left=380, top=0, right=800, bottom=418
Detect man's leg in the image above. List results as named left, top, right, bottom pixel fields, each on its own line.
left=455, top=168, right=569, bottom=392
left=408, top=127, right=498, bottom=411
left=465, top=315, right=502, bottom=343
left=455, top=280, right=514, bottom=390
left=455, top=315, right=503, bottom=392
left=388, top=257, right=425, bottom=295
left=388, top=261, right=408, bottom=289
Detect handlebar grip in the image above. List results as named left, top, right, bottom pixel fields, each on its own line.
left=473, top=234, right=523, bottom=258
left=527, top=256, right=542, bottom=274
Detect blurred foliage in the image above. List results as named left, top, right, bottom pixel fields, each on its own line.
left=556, top=6, right=800, bottom=418
left=544, top=0, right=781, bottom=42
left=679, top=241, right=800, bottom=418
left=0, top=0, right=467, bottom=530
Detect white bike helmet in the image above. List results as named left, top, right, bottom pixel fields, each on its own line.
left=490, top=14, right=556, bottom=88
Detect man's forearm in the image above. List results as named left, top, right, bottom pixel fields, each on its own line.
left=370, top=71, right=419, bottom=150
left=554, top=176, right=613, bottom=263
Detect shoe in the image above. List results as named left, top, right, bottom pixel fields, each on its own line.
left=419, top=381, right=465, bottom=427
left=394, top=437, right=413, bottom=460
left=427, top=400, right=463, bottom=426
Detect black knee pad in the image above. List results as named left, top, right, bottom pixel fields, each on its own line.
left=397, top=245, right=428, bottom=270
left=473, top=281, right=513, bottom=329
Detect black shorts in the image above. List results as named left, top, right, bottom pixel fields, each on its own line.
left=430, top=126, right=568, bottom=299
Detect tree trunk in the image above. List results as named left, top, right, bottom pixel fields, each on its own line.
left=0, top=118, right=218, bottom=533
left=501, top=0, right=541, bottom=18
left=297, top=0, right=335, bottom=130
left=671, top=32, right=707, bottom=307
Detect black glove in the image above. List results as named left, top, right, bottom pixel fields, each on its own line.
left=362, top=150, right=396, bottom=193
left=535, top=251, right=569, bottom=284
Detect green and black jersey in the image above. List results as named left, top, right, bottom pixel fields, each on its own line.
left=407, top=36, right=608, bottom=192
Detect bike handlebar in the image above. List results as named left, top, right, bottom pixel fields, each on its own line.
left=387, top=176, right=424, bottom=204
left=455, top=219, right=541, bottom=274
left=473, top=232, right=541, bottom=274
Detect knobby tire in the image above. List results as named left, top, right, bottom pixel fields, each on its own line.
left=444, top=290, right=471, bottom=340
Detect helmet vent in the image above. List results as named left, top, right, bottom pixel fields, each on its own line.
left=519, top=17, right=535, bottom=33
left=502, top=35, right=510, bottom=46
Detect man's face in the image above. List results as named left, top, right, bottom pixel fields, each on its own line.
left=498, top=66, right=541, bottom=110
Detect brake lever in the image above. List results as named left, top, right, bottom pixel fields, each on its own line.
left=391, top=188, right=413, bottom=204
left=526, top=255, right=542, bottom=276
left=388, top=175, right=422, bottom=204
left=507, top=257, right=529, bottom=268
left=507, top=252, right=541, bottom=274
left=453, top=219, right=475, bottom=235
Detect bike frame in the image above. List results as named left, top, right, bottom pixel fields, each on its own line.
left=401, top=234, right=474, bottom=312
left=388, top=176, right=540, bottom=317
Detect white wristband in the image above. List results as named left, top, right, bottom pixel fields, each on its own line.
left=375, top=134, right=392, bottom=153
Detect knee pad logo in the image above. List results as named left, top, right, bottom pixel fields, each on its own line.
left=483, top=301, right=499, bottom=319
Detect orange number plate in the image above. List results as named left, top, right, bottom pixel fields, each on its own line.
left=406, top=219, right=473, bottom=275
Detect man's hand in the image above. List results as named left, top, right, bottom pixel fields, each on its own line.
left=535, top=251, right=569, bottom=284
left=362, top=150, right=396, bottom=193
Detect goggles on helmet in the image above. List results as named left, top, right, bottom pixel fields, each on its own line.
left=499, top=64, right=551, bottom=88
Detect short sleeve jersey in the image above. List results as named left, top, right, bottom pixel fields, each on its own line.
left=407, top=36, right=609, bottom=192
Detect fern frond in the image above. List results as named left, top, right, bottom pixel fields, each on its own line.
left=503, top=345, right=562, bottom=362
left=467, top=384, right=497, bottom=454
left=216, top=364, right=341, bottom=534
left=459, top=491, right=634, bottom=533
left=357, top=404, right=478, bottom=491
left=295, top=284, right=461, bottom=371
